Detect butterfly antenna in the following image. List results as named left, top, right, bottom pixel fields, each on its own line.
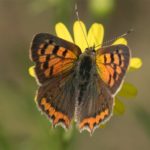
left=75, top=4, right=90, bottom=48
left=95, top=28, right=134, bottom=49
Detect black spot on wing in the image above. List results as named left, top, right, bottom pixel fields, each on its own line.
left=113, top=71, right=117, bottom=80
left=118, top=53, right=122, bottom=66
left=50, top=66, right=54, bottom=76
left=110, top=53, right=114, bottom=63
left=53, top=45, right=59, bottom=54
left=46, top=54, right=51, bottom=61
left=43, top=62, right=48, bottom=70
left=108, top=74, right=111, bottom=85
left=104, top=54, right=107, bottom=64
left=62, top=49, right=68, bottom=57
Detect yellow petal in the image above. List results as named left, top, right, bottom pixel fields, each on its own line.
left=130, top=57, right=142, bottom=69
left=55, top=22, right=73, bottom=43
left=87, top=23, right=104, bottom=48
left=28, top=66, right=36, bottom=77
left=112, top=38, right=127, bottom=45
left=73, top=21, right=88, bottom=52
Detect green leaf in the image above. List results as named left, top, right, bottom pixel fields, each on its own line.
left=113, top=97, right=125, bottom=115
left=100, top=124, right=106, bottom=128
left=118, top=82, right=138, bottom=99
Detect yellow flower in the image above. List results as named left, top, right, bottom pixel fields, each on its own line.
left=29, top=21, right=142, bottom=77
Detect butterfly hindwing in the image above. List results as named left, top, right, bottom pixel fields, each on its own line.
left=30, top=33, right=81, bottom=129
left=37, top=71, right=77, bottom=129
left=30, top=33, right=81, bottom=84
left=76, top=73, right=113, bottom=134
left=96, top=44, right=131, bottom=94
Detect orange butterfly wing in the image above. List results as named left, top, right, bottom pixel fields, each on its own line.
left=30, top=33, right=81, bottom=129
left=30, top=33, right=81, bottom=84
left=96, top=44, right=131, bottom=94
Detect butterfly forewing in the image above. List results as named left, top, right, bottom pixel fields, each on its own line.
left=96, top=44, right=131, bottom=95
left=30, top=33, right=81, bottom=129
left=30, top=33, right=81, bottom=84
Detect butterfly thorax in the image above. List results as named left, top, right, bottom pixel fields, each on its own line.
left=78, top=47, right=96, bottom=81
left=76, top=47, right=97, bottom=104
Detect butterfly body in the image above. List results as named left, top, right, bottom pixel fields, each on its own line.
left=30, top=33, right=131, bottom=134
left=77, top=48, right=96, bottom=99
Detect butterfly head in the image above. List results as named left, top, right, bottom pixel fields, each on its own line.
left=85, top=46, right=96, bottom=56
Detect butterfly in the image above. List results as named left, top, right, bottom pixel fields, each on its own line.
left=29, top=33, right=131, bottom=134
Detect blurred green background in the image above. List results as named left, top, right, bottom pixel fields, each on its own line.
left=0, top=0, right=150, bottom=150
